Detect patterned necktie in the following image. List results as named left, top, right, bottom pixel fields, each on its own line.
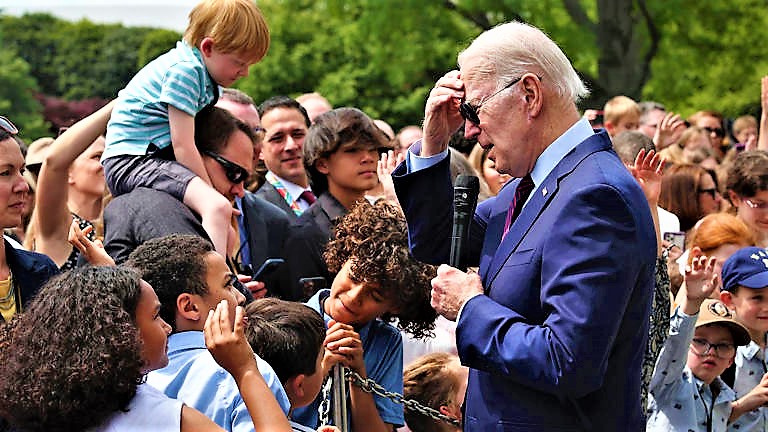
left=502, top=174, right=534, bottom=239
left=300, top=190, right=317, bottom=205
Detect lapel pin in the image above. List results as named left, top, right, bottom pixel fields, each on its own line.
left=542, top=187, right=548, bottom=196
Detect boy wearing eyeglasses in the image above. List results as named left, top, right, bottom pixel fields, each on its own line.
left=647, top=250, right=765, bottom=431
left=719, top=246, right=768, bottom=430
left=102, top=0, right=269, bottom=258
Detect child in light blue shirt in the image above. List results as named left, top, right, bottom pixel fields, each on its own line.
left=292, top=200, right=437, bottom=431
left=647, top=250, right=764, bottom=431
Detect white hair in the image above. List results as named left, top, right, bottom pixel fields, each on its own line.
left=458, top=21, right=588, bottom=104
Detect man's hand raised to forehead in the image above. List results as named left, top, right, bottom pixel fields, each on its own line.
left=421, top=70, right=466, bottom=157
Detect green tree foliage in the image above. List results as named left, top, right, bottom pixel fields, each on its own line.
left=642, top=0, right=768, bottom=117
left=0, top=13, right=181, bottom=101
left=239, top=0, right=476, bottom=130
left=0, top=13, right=64, bottom=96
left=138, top=29, right=182, bottom=68
left=0, top=45, right=50, bottom=140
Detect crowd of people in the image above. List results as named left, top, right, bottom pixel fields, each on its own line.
left=3, top=0, right=768, bottom=431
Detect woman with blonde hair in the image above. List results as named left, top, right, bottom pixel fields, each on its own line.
left=27, top=102, right=113, bottom=270
left=467, top=143, right=510, bottom=197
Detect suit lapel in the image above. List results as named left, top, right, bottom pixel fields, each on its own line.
left=482, top=132, right=614, bottom=287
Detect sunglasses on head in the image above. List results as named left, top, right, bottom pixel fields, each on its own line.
left=0, top=116, right=19, bottom=135
left=201, top=150, right=249, bottom=184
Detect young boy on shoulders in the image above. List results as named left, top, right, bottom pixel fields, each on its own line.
left=292, top=200, right=437, bottom=431
left=244, top=297, right=340, bottom=432
left=720, top=246, right=768, bottom=430
left=103, top=0, right=269, bottom=256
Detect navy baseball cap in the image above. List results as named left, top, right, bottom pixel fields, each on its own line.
left=722, top=247, right=768, bottom=292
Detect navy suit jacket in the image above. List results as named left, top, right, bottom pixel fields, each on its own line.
left=3, top=238, right=58, bottom=322
left=239, top=191, right=296, bottom=300
left=393, top=131, right=656, bottom=431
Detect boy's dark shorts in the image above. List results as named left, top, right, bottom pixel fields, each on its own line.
left=102, top=152, right=196, bottom=202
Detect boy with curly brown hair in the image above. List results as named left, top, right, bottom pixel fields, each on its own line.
left=291, top=200, right=437, bottom=432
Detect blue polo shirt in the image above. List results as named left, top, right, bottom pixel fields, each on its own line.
left=104, top=40, right=218, bottom=160
left=146, top=331, right=290, bottom=432
left=291, top=289, right=404, bottom=429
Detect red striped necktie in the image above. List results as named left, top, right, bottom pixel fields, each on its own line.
left=502, top=174, right=534, bottom=239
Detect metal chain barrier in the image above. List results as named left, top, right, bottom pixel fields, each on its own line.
left=345, top=369, right=462, bottom=428
left=318, top=375, right=332, bottom=427
left=318, top=367, right=461, bottom=429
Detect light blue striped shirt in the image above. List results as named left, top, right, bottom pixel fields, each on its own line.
left=103, top=41, right=218, bottom=160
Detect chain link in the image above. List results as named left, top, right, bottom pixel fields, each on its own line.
left=345, top=369, right=461, bottom=428
left=318, top=375, right=332, bottom=427
left=318, top=368, right=461, bottom=428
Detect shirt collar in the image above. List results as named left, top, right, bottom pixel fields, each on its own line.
left=529, top=118, right=594, bottom=189
left=167, top=330, right=206, bottom=353
left=177, top=41, right=216, bottom=94
left=318, top=192, right=348, bottom=221
left=740, top=339, right=764, bottom=360
left=268, top=171, right=311, bottom=203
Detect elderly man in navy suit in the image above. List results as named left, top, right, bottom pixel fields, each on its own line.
left=393, top=22, right=656, bottom=431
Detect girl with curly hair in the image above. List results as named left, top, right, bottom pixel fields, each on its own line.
left=0, top=265, right=291, bottom=432
left=292, top=199, right=437, bottom=432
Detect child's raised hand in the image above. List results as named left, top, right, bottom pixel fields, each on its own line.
left=682, top=247, right=718, bottom=314
left=204, top=300, right=259, bottom=381
left=323, top=319, right=366, bottom=376
left=377, top=150, right=404, bottom=206
left=630, top=148, right=664, bottom=205
left=732, top=372, right=768, bottom=422
left=68, top=220, right=115, bottom=266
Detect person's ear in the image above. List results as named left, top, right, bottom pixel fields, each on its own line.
left=728, top=190, right=741, bottom=206
left=439, top=404, right=458, bottom=419
left=720, top=290, right=735, bottom=309
left=177, top=293, right=203, bottom=321
left=316, top=158, right=330, bottom=175
left=521, top=74, right=543, bottom=118
left=604, top=120, right=615, bottom=135
left=199, top=37, right=215, bottom=57
left=287, top=374, right=305, bottom=400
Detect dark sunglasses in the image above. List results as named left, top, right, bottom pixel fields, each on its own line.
left=0, top=116, right=19, bottom=135
left=201, top=150, right=249, bottom=184
left=698, top=188, right=717, bottom=199
left=702, top=126, right=725, bottom=138
left=459, top=77, right=523, bottom=126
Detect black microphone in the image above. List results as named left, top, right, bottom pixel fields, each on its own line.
left=450, top=175, right=480, bottom=270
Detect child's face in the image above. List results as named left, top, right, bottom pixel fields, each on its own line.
left=135, top=280, right=172, bottom=374
left=201, top=39, right=257, bottom=87
left=731, top=190, right=768, bottom=237
left=686, top=324, right=735, bottom=385
left=317, top=142, right=380, bottom=199
left=200, top=252, right=247, bottom=324
left=722, top=286, right=768, bottom=335
left=324, top=260, right=395, bottom=326
left=608, top=113, right=640, bottom=136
